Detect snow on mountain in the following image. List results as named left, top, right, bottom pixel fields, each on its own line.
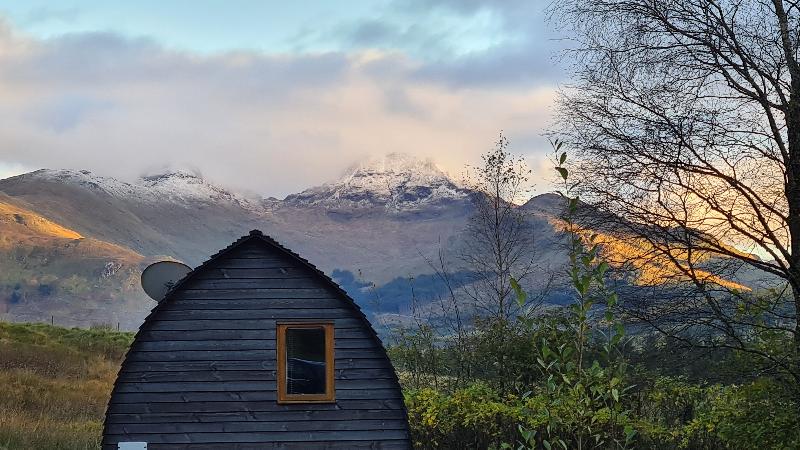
left=23, top=169, right=262, bottom=210
left=284, top=153, right=471, bottom=212
left=137, top=170, right=262, bottom=210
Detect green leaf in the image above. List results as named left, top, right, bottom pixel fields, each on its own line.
left=612, top=388, right=619, bottom=402
left=510, top=276, right=527, bottom=307
left=559, top=152, right=567, bottom=164
left=597, top=261, right=609, bottom=277
left=556, top=167, right=568, bottom=181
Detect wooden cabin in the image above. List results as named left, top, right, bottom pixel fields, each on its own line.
left=103, top=230, right=411, bottom=449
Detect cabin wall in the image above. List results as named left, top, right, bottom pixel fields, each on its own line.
left=103, top=239, right=410, bottom=449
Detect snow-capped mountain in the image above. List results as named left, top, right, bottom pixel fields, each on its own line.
left=0, top=154, right=485, bottom=328
left=0, top=154, right=475, bottom=281
left=23, top=169, right=263, bottom=210
left=284, top=153, right=472, bottom=213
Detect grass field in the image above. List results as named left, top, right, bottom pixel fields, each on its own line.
left=0, top=322, right=133, bottom=450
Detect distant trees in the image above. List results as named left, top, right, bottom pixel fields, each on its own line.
left=552, top=0, right=800, bottom=400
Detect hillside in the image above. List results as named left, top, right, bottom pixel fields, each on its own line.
left=0, top=155, right=769, bottom=330
left=0, top=322, right=133, bottom=449
left=0, top=194, right=150, bottom=328
left=0, top=156, right=476, bottom=328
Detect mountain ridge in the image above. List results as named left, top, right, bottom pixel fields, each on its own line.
left=0, top=153, right=768, bottom=329
left=284, top=153, right=472, bottom=214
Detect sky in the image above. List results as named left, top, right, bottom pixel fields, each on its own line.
left=0, top=0, right=566, bottom=197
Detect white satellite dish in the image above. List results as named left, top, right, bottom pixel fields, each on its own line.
left=141, top=261, right=192, bottom=302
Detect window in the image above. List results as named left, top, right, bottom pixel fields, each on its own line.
left=276, top=322, right=334, bottom=403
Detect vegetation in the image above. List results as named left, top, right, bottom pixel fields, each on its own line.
left=0, top=322, right=133, bottom=450
left=552, top=0, right=800, bottom=402
left=390, top=144, right=800, bottom=449
left=6, top=5, right=800, bottom=439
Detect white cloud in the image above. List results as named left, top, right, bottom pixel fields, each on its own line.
left=0, top=18, right=558, bottom=197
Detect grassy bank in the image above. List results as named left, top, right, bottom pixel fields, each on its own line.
left=0, top=322, right=133, bottom=450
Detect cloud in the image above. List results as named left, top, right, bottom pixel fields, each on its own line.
left=315, top=0, right=566, bottom=87
left=0, top=17, right=558, bottom=197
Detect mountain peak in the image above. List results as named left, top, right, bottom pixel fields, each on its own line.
left=285, top=153, right=470, bottom=213
left=138, top=169, right=204, bottom=185
left=345, top=153, right=443, bottom=179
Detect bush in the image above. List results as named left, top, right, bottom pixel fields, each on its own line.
left=405, top=382, right=545, bottom=449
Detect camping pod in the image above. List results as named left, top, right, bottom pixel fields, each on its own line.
left=103, top=230, right=411, bottom=449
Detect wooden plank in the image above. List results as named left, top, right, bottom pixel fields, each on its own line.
left=145, top=318, right=369, bottom=330
left=228, top=247, right=286, bottom=259
left=182, top=278, right=328, bottom=290
left=126, top=349, right=276, bottom=362
left=213, top=258, right=302, bottom=269
left=126, top=348, right=386, bottom=362
left=173, top=289, right=334, bottom=299
left=164, top=298, right=345, bottom=310
left=114, top=379, right=399, bottom=393
left=103, top=441, right=411, bottom=450
left=117, top=370, right=275, bottom=382
left=110, top=389, right=403, bottom=403
left=194, top=268, right=311, bottom=279
left=106, top=419, right=408, bottom=434
left=133, top=337, right=378, bottom=352
left=106, top=409, right=406, bottom=423
left=102, top=429, right=410, bottom=443
left=136, top=328, right=372, bottom=341
left=154, top=309, right=351, bottom=321
left=116, top=368, right=396, bottom=383
left=105, top=398, right=406, bottom=414
left=122, top=358, right=394, bottom=372
left=134, top=340, right=278, bottom=352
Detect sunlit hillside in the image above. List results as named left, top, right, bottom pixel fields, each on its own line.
left=546, top=216, right=751, bottom=291
left=0, top=195, right=150, bottom=328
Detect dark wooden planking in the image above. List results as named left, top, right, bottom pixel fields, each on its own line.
left=114, top=379, right=399, bottom=393
left=174, top=288, right=334, bottom=299
left=182, top=278, right=329, bottom=290
left=135, top=337, right=385, bottom=351
left=193, top=268, right=311, bottom=279
left=145, top=318, right=367, bottom=330
left=136, top=328, right=372, bottom=341
left=106, top=398, right=407, bottom=414
left=104, top=233, right=410, bottom=449
left=117, top=368, right=394, bottom=383
left=107, top=419, right=408, bottom=434
left=106, top=409, right=405, bottom=423
left=110, top=389, right=402, bottom=403
left=103, top=441, right=410, bottom=450
left=125, top=348, right=386, bottom=362
left=103, top=430, right=410, bottom=444
left=163, top=298, right=345, bottom=310
left=154, top=308, right=352, bottom=321
left=121, top=358, right=394, bottom=372
left=212, top=258, right=305, bottom=269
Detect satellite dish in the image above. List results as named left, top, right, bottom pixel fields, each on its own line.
left=141, top=261, right=192, bottom=302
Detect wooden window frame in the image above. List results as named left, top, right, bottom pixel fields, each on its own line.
left=276, top=322, right=335, bottom=404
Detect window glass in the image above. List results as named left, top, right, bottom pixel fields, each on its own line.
left=285, top=327, right=327, bottom=395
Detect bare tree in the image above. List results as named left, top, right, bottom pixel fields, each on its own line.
left=459, top=133, right=539, bottom=322
left=552, top=0, right=800, bottom=397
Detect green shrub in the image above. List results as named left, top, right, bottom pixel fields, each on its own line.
left=405, top=382, right=545, bottom=449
